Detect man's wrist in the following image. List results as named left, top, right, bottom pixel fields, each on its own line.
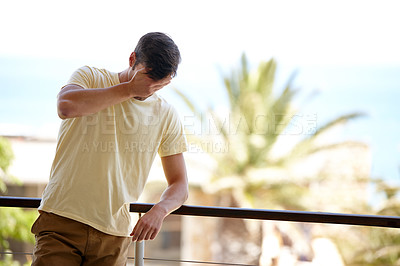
left=151, top=203, right=169, bottom=218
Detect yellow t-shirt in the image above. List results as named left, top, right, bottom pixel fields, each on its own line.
left=39, top=66, right=187, bottom=236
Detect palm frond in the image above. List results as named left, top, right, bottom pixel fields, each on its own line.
left=172, top=87, right=202, bottom=120
left=223, top=76, right=236, bottom=110
left=208, top=108, right=229, bottom=142
left=270, top=88, right=299, bottom=135
left=256, top=59, right=276, bottom=98
left=240, top=53, right=249, bottom=87
left=313, top=112, right=367, bottom=139
left=286, top=112, right=367, bottom=159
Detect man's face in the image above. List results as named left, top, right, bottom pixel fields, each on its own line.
left=131, top=63, right=172, bottom=101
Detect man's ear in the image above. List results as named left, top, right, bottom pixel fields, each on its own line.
left=129, top=52, right=136, bottom=68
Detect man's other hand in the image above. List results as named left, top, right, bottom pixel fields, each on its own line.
left=130, top=204, right=167, bottom=242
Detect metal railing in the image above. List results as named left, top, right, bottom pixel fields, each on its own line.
left=1, top=196, right=400, bottom=265
left=2, top=196, right=399, bottom=228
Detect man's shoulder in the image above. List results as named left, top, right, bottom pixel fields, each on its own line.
left=73, top=65, right=113, bottom=77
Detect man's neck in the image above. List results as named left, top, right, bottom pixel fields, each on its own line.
left=118, top=68, right=131, bottom=83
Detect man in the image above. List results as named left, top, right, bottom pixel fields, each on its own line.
left=31, top=32, right=188, bottom=265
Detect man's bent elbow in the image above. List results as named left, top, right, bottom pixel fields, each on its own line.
left=57, top=100, right=74, bottom=119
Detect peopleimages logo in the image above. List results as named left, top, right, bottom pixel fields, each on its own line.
left=182, top=112, right=318, bottom=136
left=77, top=111, right=317, bottom=154
left=78, top=111, right=317, bottom=137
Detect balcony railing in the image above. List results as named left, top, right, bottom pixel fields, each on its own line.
left=1, top=196, right=400, bottom=265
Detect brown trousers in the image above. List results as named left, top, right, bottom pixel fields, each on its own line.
left=31, top=212, right=132, bottom=266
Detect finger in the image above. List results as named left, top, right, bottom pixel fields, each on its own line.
left=131, top=226, right=143, bottom=241
left=137, top=229, right=148, bottom=242
left=143, top=229, right=154, bottom=241
left=163, top=75, right=173, bottom=82
left=160, top=76, right=172, bottom=85
left=151, top=81, right=171, bottom=92
left=132, top=67, right=146, bottom=79
left=135, top=221, right=147, bottom=241
left=130, top=221, right=140, bottom=236
left=135, top=67, right=145, bottom=74
left=133, top=231, right=143, bottom=242
left=152, top=76, right=171, bottom=86
left=161, top=80, right=171, bottom=87
left=149, top=230, right=158, bottom=240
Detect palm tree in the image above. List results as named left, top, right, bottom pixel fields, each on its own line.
left=174, top=53, right=368, bottom=264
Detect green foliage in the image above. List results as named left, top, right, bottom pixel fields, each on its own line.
left=346, top=179, right=400, bottom=265
left=0, top=137, right=14, bottom=194
left=0, top=137, right=14, bottom=173
left=0, top=253, right=21, bottom=266
left=0, top=207, right=37, bottom=249
left=351, top=228, right=400, bottom=266
left=0, top=136, right=38, bottom=263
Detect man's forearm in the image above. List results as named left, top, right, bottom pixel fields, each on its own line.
left=153, top=181, right=189, bottom=217
left=155, top=153, right=189, bottom=216
left=58, top=67, right=172, bottom=119
left=131, top=153, right=188, bottom=241
left=57, top=83, right=131, bottom=119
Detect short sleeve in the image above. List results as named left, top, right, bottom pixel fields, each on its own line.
left=64, top=66, right=94, bottom=89
left=158, top=106, right=187, bottom=157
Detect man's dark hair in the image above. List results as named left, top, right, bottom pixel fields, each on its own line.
left=133, top=32, right=181, bottom=80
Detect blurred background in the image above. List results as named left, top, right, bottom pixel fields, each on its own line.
left=1, top=0, right=400, bottom=265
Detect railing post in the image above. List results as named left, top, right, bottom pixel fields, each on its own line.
left=134, top=213, right=144, bottom=266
